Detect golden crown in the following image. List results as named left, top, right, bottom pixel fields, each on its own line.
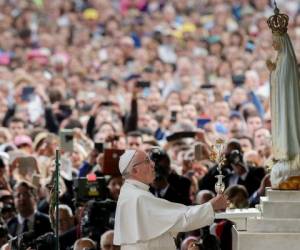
left=267, top=2, right=289, bottom=35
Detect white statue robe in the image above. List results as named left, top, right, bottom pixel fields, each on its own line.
left=114, top=179, right=214, bottom=250
left=270, top=33, right=300, bottom=187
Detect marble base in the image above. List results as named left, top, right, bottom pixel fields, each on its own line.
left=231, top=190, right=300, bottom=249
left=260, top=196, right=300, bottom=218
left=232, top=226, right=300, bottom=250
left=215, top=208, right=260, bottom=230
left=266, top=188, right=300, bottom=201
left=247, top=217, right=300, bottom=232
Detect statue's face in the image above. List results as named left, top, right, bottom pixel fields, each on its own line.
left=272, top=36, right=282, bottom=51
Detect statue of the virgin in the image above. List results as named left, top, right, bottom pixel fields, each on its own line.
left=266, top=2, right=300, bottom=189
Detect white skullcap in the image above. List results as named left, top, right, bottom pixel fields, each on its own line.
left=119, top=150, right=137, bottom=175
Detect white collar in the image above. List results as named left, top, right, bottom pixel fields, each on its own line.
left=126, top=179, right=150, bottom=191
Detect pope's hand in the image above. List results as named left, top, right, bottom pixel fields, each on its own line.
left=210, top=194, right=228, bottom=212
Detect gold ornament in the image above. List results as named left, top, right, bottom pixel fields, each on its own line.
left=267, top=1, right=289, bottom=36
left=210, top=138, right=226, bottom=194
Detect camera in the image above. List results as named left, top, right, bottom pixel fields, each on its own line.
left=80, top=199, right=116, bottom=241
left=73, top=177, right=108, bottom=204
left=148, top=148, right=171, bottom=181
left=11, top=232, right=56, bottom=250
left=73, top=177, right=117, bottom=241
left=1, top=204, right=15, bottom=214
left=228, top=150, right=244, bottom=167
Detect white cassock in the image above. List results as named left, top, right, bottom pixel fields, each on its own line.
left=114, top=179, right=214, bottom=250
left=270, top=33, right=300, bottom=187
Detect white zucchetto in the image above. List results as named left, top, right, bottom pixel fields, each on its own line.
left=119, top=149, right=137, bottom=174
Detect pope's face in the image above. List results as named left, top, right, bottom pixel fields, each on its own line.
left=132, top=152, right=156, bottom=185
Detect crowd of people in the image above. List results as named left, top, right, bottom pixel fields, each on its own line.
left=0, top=0, right=300, bottom=249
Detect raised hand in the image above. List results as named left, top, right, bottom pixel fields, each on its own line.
left=210, top=194, right=228, bottom=212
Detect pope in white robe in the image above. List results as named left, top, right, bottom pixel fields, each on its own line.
left=113, top=149, right=227, bottom=250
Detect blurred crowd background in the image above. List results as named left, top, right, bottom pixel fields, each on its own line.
left=0, top=0, right=300, bottom=249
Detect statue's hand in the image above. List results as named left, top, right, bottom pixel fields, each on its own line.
left=266, top=59, right=276, bottom=72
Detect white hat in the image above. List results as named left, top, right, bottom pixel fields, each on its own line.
left=119, top=150, right=137, bottom=175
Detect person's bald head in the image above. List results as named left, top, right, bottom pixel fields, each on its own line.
left=57, top=204, right=74, bottom=235
left=100, top=230, right=120, bottom=250
left=73, top=238, right=96, bottom=250
left=0, top=243, right=10, bottom=250
left=119, top=149, right=155, bottom=184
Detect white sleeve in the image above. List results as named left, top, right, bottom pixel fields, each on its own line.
left=169, top=202, right=215, bottom=234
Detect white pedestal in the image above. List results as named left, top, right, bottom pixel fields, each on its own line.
left=266, top=189, right=300, bottom=201
left=232, top=226, right=300, bottom=250
left=260, top=196, right=300, bottom=218
left=215, top=208, right=260, bottom=230
left=247, top=217, right=300, bottom=232
left=222, top=189, right=300, bottom=250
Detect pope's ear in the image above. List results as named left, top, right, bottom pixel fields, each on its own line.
left=131, top=167, right=138, bottom=175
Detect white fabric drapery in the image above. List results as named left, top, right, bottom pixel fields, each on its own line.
left=270, top=33, right=300, bottom=186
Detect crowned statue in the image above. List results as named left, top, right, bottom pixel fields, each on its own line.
left=266, top=2, right=300, bottom=189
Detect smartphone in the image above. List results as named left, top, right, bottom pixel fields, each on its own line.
left=18, top=156, right=36, bottom=168
left=59, top=129, right=74, bottom=152
left=200, top=84, right=215, bottom=102
left=232, top=75, right=245, bottom=86
left=94, top=142, right=104, bottom=153
left=136, top=80, right=151, bottom=88
left=80, top=104, right=93, bottom=112
left=197, top=118, right=211, bottom=129
left=8, top=151, right=26, bottom=165
left=21, top=86, right=35, bottom=101
left=166, top=131, right=196, bottom=142
left=60, top=155, right=73, bottom=181
left=18, top=156, right=37, bottom=176
left=200, top=84, right=215, bottom=89
left=144, top=66, right=154, bottom=73
left=245, top=40, right=255, bottom=53
left=59, top=104, right=72, bottom=117
left=32, top=174, right=41, bottom=187
left=170, top=111, right=177, bottom=123
left=102, top=148, right=125, bottom=175
left=43, top=70, right=52, bottom=80
left=194, top=143, right=203, bottom=161
left=100, top=101, right=114, bottom=107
